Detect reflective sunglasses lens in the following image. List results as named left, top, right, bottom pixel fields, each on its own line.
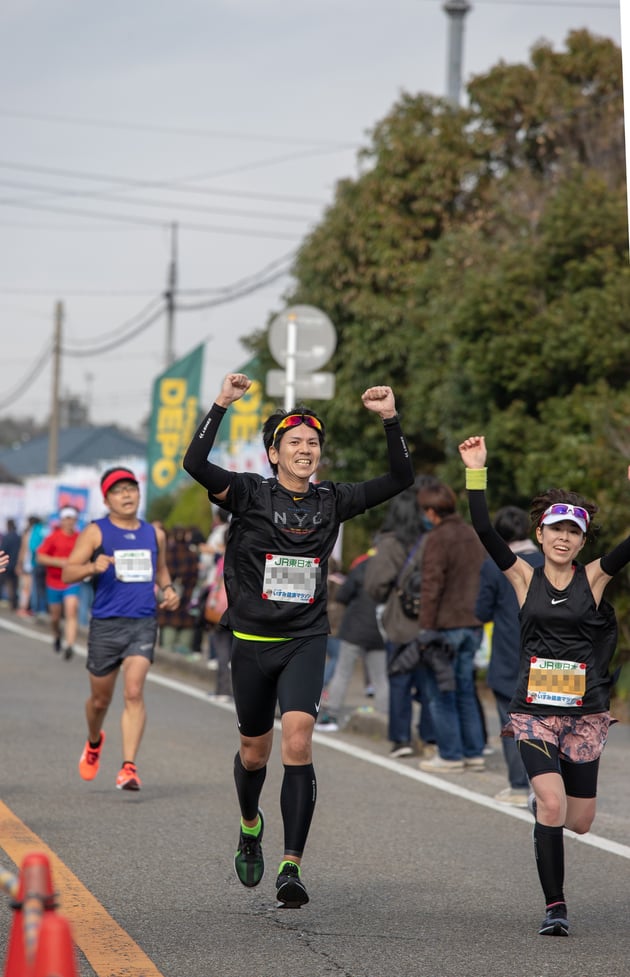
left=273, top=413, right=322, bottom=443
left=272, top=415, right=299, bottom=442
left=283, top=415, right=303, bottom=430
left=546, top=503, right=589, bottom=525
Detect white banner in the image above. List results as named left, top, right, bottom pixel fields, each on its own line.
left=0, top=458, right=146, bottom=534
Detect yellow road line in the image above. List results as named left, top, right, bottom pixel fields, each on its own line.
left=0, top=800, right=165, bottom=977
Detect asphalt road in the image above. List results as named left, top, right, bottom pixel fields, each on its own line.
left=1, top=614, right=629, bottom=977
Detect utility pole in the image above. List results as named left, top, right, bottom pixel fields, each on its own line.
left=164, top=222, right=178, bottom=368
left=443, top=0, right=471, bottom=106
left=48, top=300, right=63, bottom=475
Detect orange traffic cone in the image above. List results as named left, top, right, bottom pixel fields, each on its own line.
left=32, top=913, right=79, bottom=977
left=3, top=901, right=30, bottom=977
left=3, top=852, right=56, bottom=977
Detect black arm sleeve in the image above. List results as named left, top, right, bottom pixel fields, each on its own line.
left=600, top=536, right=630, bottom=576
left=362, top=416, right=415, bottom=509
left=182, top=403, right=234, bottom=496
left=467, top=489, right=516, bottom=572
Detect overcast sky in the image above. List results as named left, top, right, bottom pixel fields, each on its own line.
left=0, top=0, right=622, bottom=432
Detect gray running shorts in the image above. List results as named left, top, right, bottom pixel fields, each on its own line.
left=87, top=617, right=158, bottom=676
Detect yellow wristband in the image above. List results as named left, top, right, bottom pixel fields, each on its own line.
left=465, top=468, right=487, bottom=490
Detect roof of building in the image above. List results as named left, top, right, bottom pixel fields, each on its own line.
left=0, top=463, right=21, bottom=484
left=0, top=425, right=146, bottom=479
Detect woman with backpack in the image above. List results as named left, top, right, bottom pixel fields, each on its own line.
left=363, top=483, right=435, bottom=758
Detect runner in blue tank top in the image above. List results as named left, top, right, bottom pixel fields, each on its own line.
left=63, top=467, right=179, bottom=791
left=459, top=435, right=630, bottom=938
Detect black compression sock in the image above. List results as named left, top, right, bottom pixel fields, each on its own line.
left=280, top=763, right=317, bottom=858
left=233, top=752, right=267, bottom=822
left=533, top=822, right=565, bottom=905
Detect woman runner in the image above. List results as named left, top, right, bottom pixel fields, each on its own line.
left=459, top=435, right=627, bottom=937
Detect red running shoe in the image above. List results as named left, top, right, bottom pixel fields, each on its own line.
left=78, top=731, right=105, bottom=781
left=116, top=762, right=142, bottom=791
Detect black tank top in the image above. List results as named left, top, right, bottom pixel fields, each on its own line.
left=510, top=563, right=617, bottom=716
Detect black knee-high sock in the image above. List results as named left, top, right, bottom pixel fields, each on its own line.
left=533, top=822, right=565, bottom=905
left=280, top=763, right=317, bottom=858
left=233, top=752, right=266, bottom=821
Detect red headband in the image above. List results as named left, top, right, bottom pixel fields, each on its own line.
left=101, top=468, right=138, bottom=498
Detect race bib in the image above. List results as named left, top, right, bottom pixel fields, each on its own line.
left=526, top=657, right=586, bottom=708
left=262, top=553, right=319, bottom=604
left=113, top=549, right=153, bottom=583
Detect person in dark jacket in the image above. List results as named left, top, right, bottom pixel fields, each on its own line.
left=363, top=483, right=436, bottom=758
left=156, top=525, right=200, bottom=653
left=475, top=507, right=544, bottom=806
left=0, top=519, right=21, bottom=610
left=315, top=552, right=386, bottom=731
left=416, top=479, right=487, bottom=774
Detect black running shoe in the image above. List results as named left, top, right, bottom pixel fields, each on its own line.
left=234, top=811, right=264, bottom=887
left=539, top=902, right=569, bottom=937
left=53, top=636, right=62, bottom=654
left=63, top=645, right=74, bottom=661
left=276, top=862, right=309, bottom=908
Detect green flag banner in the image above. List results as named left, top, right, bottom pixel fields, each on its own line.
left=146, top=344, right=204, bottom=508
left=213, top=356, right=268, bottom=447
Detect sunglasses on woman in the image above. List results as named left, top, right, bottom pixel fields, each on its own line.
left=540, top=503, right=590, bottom=527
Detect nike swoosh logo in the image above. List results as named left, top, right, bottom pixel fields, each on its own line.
left=551, top=598, right=568, bottom=605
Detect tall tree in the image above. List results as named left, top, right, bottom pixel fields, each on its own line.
left=246, top=31, right=627, bottom=575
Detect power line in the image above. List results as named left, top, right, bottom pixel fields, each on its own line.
left=0, top=197, right=301, bottom=240
left=63, top=295, right=165, bottom=347
left=175, top=264, right=292, bottom=311
left=0, top=343, right=53, bottom=412
left=418, top=0, right=617, bottom=5
left=0, top=160, right=328, bottom=207
left=62, top=303, right=166, bottom=358
left=0, top=250, right=297, bottom=300
left=0, top=108, right=356, bottom=149
left=60, top=250, right=295, bottom=354
left=0, top=254, right=289, bottom=404
left=180, top=250, right=296, bottom=296
left=0, top=284, right=162, bottom=296
left=0, top=176, right=315, bottom=224
left=182, top=145, right=357, bottom=184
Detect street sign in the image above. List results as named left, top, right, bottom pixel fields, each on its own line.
left=266, top=370, right=335, bottom=400
left=268, top=305, right=336, bottom=371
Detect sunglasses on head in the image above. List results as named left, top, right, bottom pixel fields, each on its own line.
left=272, top=413, right=323, bottom=445
left=540, top=503, right=590, bottom=526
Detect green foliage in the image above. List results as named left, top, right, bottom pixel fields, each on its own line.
left=170, top=32, right=630, bottom=670
left=163, top=481, right=214, bottom=536
left=146, top=493, right=177, bottom=526
left=245, top=30, right=630, bottom=659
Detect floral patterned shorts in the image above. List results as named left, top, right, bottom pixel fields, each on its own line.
left=509, top=712, right=611, bottom=764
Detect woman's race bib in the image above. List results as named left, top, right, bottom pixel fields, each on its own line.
left=113, top=549, right=153, bottom=583
left=262, top=553, right=319, bottom=604
left=526, top=656, right=586, bottom=708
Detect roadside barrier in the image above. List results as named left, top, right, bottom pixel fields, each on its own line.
left=1, top=852, right=78, bottom=977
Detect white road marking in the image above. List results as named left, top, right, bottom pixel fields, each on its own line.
left=4, top=616, right=629, bottom=861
